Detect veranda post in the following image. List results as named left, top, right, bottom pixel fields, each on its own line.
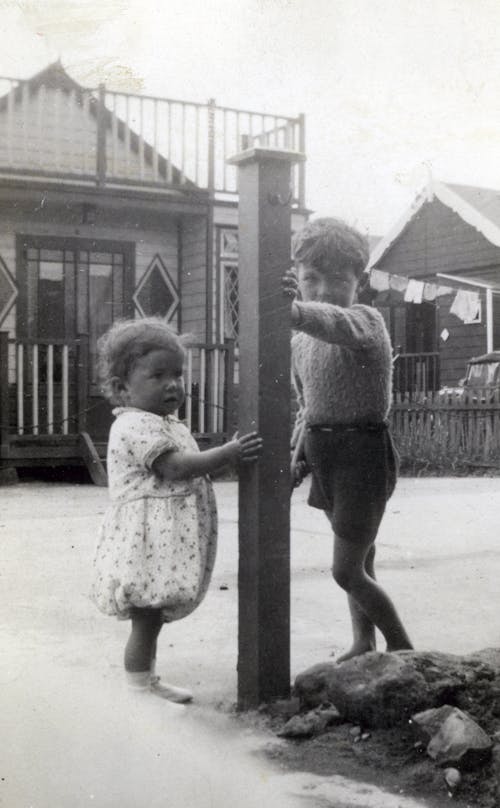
left=228, top=147, right=305, bottom=709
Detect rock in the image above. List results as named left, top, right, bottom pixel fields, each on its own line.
left=294, top=649, right=500, bottom=729
left=491, top=743, right=500, bottom=776
left=294, top=652, right=429, bottom=727
left=443, top=767, right=461, bottom=790
left=277, top=705, right=341, bottom=739
left=411, top=705, right=492, bottom=769
left=266, top=697, right=301, bottom=719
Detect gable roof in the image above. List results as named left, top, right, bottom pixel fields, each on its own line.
left=368, top=180, right=500, bottom=270
left=0, top=61, right=192, bottom=188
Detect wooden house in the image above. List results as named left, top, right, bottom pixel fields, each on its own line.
left=367, top=181, right=500, bottom=393
left=0, top=62, right=308, bottom=480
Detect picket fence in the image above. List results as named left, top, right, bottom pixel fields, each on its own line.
left=391, top=388, right=500, bottom=471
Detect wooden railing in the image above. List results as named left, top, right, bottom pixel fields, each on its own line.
left=0, top=333, right=235, bottom=443
left=393, top=352, right=440, bottom=395
left=391, top=388, right=500, bottom=469
left=181, top=340, right=235, bottom=438
left=0, top=76, right=305, bottom=205
left=6, top=338, right=73, bottom=436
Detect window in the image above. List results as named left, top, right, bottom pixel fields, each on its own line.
left=218, top=227, right=239, bottom=344
left=222, top=262, right=239, bottom=340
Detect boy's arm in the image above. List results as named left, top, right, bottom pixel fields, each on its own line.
left=291, top=356, right=306, bottom=451
left=290, top=351, right=309, bottom=489
left=292, top=301, right=388, bottom=352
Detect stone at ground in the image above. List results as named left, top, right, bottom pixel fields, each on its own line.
left=488, top=744, right=500, bottom=779
left=278, top=705, right=342, bottom=738
left=443, top=767, right=461, bottom=790
left=264, top=697, right=301, bottom=719
left=294, top=649, right=500, bottom=729
left=411, top=705, right=492, bottom=769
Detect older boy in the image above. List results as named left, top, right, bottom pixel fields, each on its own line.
left=283, top=217, right=412, bottom=662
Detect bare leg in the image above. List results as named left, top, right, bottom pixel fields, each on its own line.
left=332, top=532, right=412, bottom=660
left=124, top=608, right=163, bottom=673
left=336, top=545, right=377, bottom=662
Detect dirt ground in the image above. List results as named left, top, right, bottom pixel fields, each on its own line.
left=1, top=475, right=499, bottom=807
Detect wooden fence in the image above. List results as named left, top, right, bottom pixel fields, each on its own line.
left=391, top=388, right=500, bottom=471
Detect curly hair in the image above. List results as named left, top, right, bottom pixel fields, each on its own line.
left=97, top=317, right=186, bottom=404
left=292, top=217, right=369, bottom=279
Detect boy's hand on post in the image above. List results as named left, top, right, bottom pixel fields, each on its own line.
left=282, top=268, right=301, bottom=326
left=291, top=457, right=309, bottom=489
left=282, top=268, right=299, bottom=300
left=229, top=431, right=263, bottom=464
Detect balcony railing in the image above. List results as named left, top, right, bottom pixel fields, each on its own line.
left=0, top=75, right=305, bottom=205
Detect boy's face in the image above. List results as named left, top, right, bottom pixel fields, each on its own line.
left=297, top=263, right=358, bottom=308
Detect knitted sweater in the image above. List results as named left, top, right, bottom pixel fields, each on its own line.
left=291, top=301, right=393, bottom=445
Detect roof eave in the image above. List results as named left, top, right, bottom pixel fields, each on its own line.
left=367, top=180, right=500, bottom=270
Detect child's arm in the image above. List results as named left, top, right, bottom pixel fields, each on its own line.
left=291, top=300, right=387, bottom=352
left=153, top=432, right=262, bottom=481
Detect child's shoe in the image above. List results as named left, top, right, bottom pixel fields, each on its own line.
left=149, top=675, right=193, bottom=703
left=126, top=670, right=152, bottom=692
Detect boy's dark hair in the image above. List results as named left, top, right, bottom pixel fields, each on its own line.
left=292, top=217, right=369, bottom=280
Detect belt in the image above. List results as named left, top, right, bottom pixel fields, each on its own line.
left=306, top=421, right=388, bottom=434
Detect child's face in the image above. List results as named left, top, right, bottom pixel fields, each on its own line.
left=297, top=263, right=358, bottom=308
left=120, top=348, right=185, bottom=417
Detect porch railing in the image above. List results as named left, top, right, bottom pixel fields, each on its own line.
left=0, top=333, right=234, bottom=443
left=5, top=337, right=73, bottom=436
left=181, top=341, right=235, bottom=438
left=0, top=75, right=305, bottom=205
left=393, top=352, right=440, bottom=396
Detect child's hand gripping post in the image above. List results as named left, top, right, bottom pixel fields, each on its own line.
left=230, top=431, right=263, bottom=464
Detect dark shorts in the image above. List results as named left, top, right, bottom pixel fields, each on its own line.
left=305, top=423, right=398, bottom=542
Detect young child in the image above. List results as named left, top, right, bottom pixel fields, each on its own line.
left=283, top=217, right=412, bottom=662
left=90, top=317, right=262, bottom=702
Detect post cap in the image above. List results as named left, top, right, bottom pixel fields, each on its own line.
left=227, top=147, right=306, bottom=167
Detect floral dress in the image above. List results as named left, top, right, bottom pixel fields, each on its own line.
left=90, top=408, right=217, bottom=622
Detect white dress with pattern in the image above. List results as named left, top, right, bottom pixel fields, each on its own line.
left=91, top=408, right=217, bottom=622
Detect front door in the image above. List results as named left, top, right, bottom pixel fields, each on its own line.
left=17, top=236, right=135, bottom=440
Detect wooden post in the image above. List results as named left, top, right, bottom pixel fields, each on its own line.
left=0, top=332, right=10, bottom=452
left=205, top=98, right=216, bottom=344
left=298, top=113, right=306, bottom=209
left=486, top=288, right=493, bottom=353
left=96, top=83, right=107, bottom=187
left=77, top=333, right=89, bottom=433
left=228, top=147, right=305, bottom=708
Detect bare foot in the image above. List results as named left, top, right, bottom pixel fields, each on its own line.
left=385, top=641, right=413, bottom=653
left=335, top=642, right=376, bottom=664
